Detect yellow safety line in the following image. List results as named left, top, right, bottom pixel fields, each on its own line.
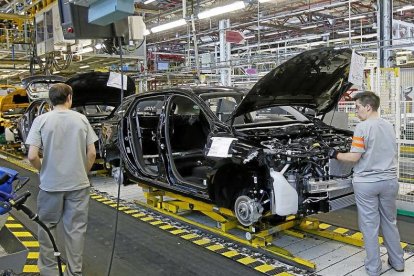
left=237, top=256, right=257, bottom=265
left=222, top=250, right=239, bottom=258
left=255, top=264, right=278, bottom=273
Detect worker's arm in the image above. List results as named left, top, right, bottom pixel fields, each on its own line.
left=28, top=145, right=42, bottom=171
left=86, top=143, right=96, bottom=172
left=337, top=152, right=362, bottom=163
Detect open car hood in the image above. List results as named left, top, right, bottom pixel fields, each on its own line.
left=232, top=48, right=353, bottom=119
left=22, top=75, right=66, bottom=100
left=65, top=72, right=135, bottom=107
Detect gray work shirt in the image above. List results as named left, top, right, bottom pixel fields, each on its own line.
left=350, top=117, right=397, bottom=183
left=25, top=109, right=98, bottom=192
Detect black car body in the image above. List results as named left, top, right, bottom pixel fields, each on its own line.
left=104, top=48, right=355, bottom=226
left=17, top=72, right=135, bottom=156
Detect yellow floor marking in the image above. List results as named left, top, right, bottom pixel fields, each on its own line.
left=181, top=233, right=199, bottom=240
left=222, top=251, right=239, bottom=258
left=319, top=223, right=331, bottom=230
left=350, top=232, right=364, bottom=240
left=23, top=265, right=39, bottom=273
left=401, top=242, right=408, bottom=248
left=159, top=224, right=175, bottom=230
left=27, top=252, right=40, bottom=259
left=193, top=239, right=211, bottom=245
left=6, top=216, right=14, bottom=221
left=140, top=216, right=155, bottom=221
left=206, top=244, right=224, bottom=251
left=333, top=227, right=349, bottom=234
left=255, top=264, right=276, bottom=273
left=237, top=256, right=257, bottom=265
left=94, top=198, right=108, bottom=202
left=102, top=200, right=114, bottom=204
left=276, top=272, right=294, bottom=276
left=132, top=213, right=146, bottom=218
left=124, top=210, right=139, bottom=214
left=12, top=231, right=33, bottom=237
left=118, top=207, right=129, bottom=211
left=109, top=203, right=118, bottom=207
left=5, top=223, right=23, bottom=228
left=90, top=195, right=102, bottom=199
left=170, top=229, right=187, bottom=235
left=149, top=221, right=164, bottom=226
left=22, top=241, right=39, bottom=247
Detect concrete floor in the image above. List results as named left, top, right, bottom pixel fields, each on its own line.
left=2, top=157, right=414, bottom=275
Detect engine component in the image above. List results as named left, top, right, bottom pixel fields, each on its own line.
left=234, top=195, right=263, bottom=227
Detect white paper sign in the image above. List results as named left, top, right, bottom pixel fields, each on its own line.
left=348, top=50, right=366, bottom=87
left=107, top=72, right=128, bottom=90
left=207, top=137, right=237, bottom=158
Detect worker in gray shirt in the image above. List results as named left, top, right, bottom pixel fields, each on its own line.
left=329, top=91, right=404, bottom=276
left=26, top=83, right=98, bottom=276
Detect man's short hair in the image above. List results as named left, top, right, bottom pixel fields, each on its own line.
left=353, top=91, right=380, bottom=111
left=49, top=83, right=73, bottom=106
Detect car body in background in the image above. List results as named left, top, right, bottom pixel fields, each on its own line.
left=17, top=72, right=135, bottom=156
left=0, top=76, right=65, bottom=143
left=103, top=48, right=355, bottom=226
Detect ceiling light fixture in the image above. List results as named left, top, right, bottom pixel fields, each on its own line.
left=344, top=15, right=366, bottom=21
left=144, top=0, right=156, bottom=4
left=198, top=1, right=245, bottom=19
left=300, top=24, right=319, bottom=30
left=396, top=5, right=414, bottom=12
left=258, top=0, right=272, bottom=3
left=337, top=30, right=355, bottom=34
left=79, top=65, right=90, bottom=69
left=151, top=19, right=186, bottom=33
left=95, top=43, right=103, bottom=50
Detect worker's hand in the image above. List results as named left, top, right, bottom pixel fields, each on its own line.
left=328, top=148, right=338, bottom=159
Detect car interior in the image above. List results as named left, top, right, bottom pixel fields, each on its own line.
left=168, top=96, right=211, bottom=186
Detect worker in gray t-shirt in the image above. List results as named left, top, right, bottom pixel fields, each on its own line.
left=25, top=83, right=98, bottom=276
left=329, top=91, right=404, bottom=276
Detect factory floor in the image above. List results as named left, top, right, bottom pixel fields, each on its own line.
left=2, top=158, right=414, bottom=275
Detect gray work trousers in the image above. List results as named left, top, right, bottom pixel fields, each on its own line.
left=353, top=178, right=404, bottom=276
left=37, top=188, right=89, bottom=276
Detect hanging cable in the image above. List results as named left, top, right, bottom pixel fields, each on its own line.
left=106, top=36, right=125, bottom=276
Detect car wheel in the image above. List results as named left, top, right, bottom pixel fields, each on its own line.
left=234, top=195, right=264, bottom=227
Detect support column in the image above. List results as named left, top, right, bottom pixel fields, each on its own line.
left=219, top=19, right=231, bottom=86
left=378, top=0, right=393, bottom=67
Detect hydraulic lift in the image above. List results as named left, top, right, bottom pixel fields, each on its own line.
left=138, top=183, right=411, bottom=272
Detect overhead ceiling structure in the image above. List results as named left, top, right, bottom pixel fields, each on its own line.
left=0, top=0, right=413, bottom=84
left=143, top=0, right=414, bottom=53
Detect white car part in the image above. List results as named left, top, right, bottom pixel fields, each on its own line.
left=270, top=168, right=298, bottom=216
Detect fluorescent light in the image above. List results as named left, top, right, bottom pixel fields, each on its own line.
left=396, top=5, right=414, bottom=12
left=244, top=35, right=255, bottom=39
left=344, top=15, right=366, bottom=21
left=301, top=24, right=319, bottom=30
left=258, top=0, right=272, bottom=3
left=396, top=51, right=412, bottom=55
left=144, top=0, right=156, bottom=3
left=95, top=43, right=103, bottom=50
left=151, top=19, right=186, bottom=33
left=198, top=1, right=245, bottom=19
left=337, top=30, right=355, bottom=34
left=79, top=65, right=90, bottom=69
left=144, top=29, right=150, bottom=36
left=53, top=71, right=61, bottom=74
left=264, top=30, right=287, bottom=37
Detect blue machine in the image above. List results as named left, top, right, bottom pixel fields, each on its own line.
left=0, top=167, right=26, bottom=215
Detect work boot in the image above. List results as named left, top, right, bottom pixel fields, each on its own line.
left=388, top=259, right=404, bottom=272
